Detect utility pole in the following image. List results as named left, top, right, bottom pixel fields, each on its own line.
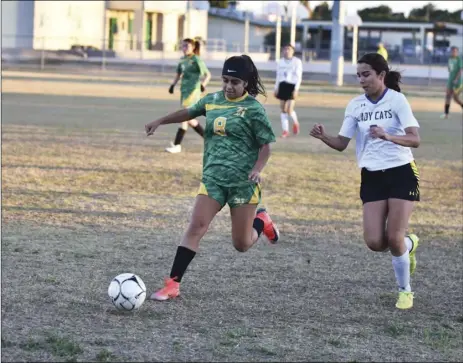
left=330, top=0, right=345, bottom=86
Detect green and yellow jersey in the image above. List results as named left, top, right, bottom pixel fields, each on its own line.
left=188, top=91, right=276, bottom=188
left=176, top=55, right=209, bottom=107
left=447, top=56, right=462, bottom=92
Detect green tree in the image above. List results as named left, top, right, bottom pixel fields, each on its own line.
left=357, top=5, right=395, bottom=21
left=311, top=2, right=331, bottom=20
left=208, top=0, right=237, bottom=9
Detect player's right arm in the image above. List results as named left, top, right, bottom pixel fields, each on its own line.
left=145, top=95, right=209, bottom=136
left=309, top=100, right=357, bottom=152
left=169, top=63, right=183, bottom=93
left=310, top=124, right=351, bottom=152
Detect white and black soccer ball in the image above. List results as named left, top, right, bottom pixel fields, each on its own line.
left=108, top=273, right=146, bottom=311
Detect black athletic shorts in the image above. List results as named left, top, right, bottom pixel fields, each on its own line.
left=276, top=81, right=296, bottom=101
left=360, top=161, right=420, bottom=204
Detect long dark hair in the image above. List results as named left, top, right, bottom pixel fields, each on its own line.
left=358, top=53, right=402, bottom=92
left=183, top=38, right=201, bottom=56
left=224, top=55, right=266, bottom=98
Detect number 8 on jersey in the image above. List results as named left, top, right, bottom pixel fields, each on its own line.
left=213, top=117, right=227, bottom=136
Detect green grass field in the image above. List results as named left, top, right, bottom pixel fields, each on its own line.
left=1, top=77, right=463, bottom=362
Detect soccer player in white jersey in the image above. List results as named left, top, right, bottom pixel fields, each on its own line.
left=274, top=44, right=303, bottom=138
left=309, top=53, right=421, bottom=310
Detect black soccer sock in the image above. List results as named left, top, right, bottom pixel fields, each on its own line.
left=445, top=103, right=450, bottom=115
left=253, top=217, right=265, bottom=237
left=174, top=128, right=186, bottom=145
left=169, top=246, right=196, bottom=282
left=193, top=124, right=204, bottom=138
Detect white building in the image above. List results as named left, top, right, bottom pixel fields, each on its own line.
left=1, top=0, right=208, bottom=52
left=207, top=7, right=303, bottom=53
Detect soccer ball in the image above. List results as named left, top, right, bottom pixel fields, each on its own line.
left=108, top=273, right=146, bottom=311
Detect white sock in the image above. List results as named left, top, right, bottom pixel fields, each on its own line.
left=289, top=111, right=299, bottom=125
left=392, top=250, right=411, bottom=292
left=280, top=113, right=289, bottom=132
left=405, top=236, right=413, bottom=252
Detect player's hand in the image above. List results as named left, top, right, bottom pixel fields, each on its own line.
left=145, top=120, right=160, bottom=136
left=292, top=90, right=298, bottom=99
left=248, top=169, right=262, bottom=184
left=168, top=85, right=175, bottom=94
left=369, top=125, right=388, bottom=140
left=200, top=84, right=206, bottom=93
left=274, top=90, right=278, bottom=98
left=309, top=123, right=325, bottom=139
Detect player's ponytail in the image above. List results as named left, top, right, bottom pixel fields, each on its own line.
left=193, top=40, right=201, bottom=56
left=384, top=70, right=402, bottom=92
left=241, top=55, right=266, bottom=98
left=358, top=52, right=403, bottom=93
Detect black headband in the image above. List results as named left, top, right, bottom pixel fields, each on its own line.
left=222, top=56, right=249, bottom=81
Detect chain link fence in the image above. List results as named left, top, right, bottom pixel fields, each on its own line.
left=2, top=34, right=449, bottom=87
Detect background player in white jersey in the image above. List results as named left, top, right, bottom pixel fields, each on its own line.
left=310, top=53, right=421, bottom=310
left=274, top=44, right=303, bottom=138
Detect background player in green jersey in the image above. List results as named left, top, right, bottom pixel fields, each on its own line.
left=145, top=55, right=279, bottom=301
left=441, top=46, right=463, bottom=119
left=166, top=38, right=211, bottom=153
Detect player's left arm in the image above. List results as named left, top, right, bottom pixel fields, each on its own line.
left=380, top=127, right=420, bottom=148
left=198, top=58, right=211, bottom=91
left=370, top=94, right=420, bottom=148
left=452, top=58, right=462, bottom=85
left=249, top=108, right=277, bottom=181
left=293, top=58, right=303, bottom=97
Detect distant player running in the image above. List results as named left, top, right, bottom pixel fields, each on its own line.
left=310, top=53, right=421, bottom=310
left=145, top=55, right=279, bottom=301
left=274, top=44, right=303, bottom=138
left=441, top=46, right=462, bottom=119
left=166, top=38, right=211, bottom=153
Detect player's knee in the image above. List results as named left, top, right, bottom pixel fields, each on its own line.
left=364, top=234, right=387, bottom=252
left=187, top=218, right=209, bottom=237
left=386, top=232, right=405, bottom=252
left=232, top=238, right=251, bottom=252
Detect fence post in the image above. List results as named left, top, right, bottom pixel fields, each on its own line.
left=40, top=37, right=45, bottom=71
left=427, top=59, right=432, bottom=87
left=102, top=36, right=107, bottom=71
left=161, top=45, right=165, bottom=74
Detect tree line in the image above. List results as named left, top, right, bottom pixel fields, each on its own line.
left=209, top=1, right=463, bottom=24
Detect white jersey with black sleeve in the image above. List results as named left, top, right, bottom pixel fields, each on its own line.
left=274, top=57, right=303, bottom=91
left=339, top=88, right=420, bottom=171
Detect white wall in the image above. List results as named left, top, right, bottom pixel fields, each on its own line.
left=33, top=1, right=106, bottom=50
left=106, top=0, right=142, bottom=11
left=1, top=0, right=35, bottom=48
left=144, top=1, right=187, bottom=13
left=207, top=16, right=273, bottom=52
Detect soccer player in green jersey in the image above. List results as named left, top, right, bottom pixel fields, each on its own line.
left=166, top=38, right=211, bottom=153
left=145, top=55, right=280, bottom=301
left=441, top=46, right=463, bottom=119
